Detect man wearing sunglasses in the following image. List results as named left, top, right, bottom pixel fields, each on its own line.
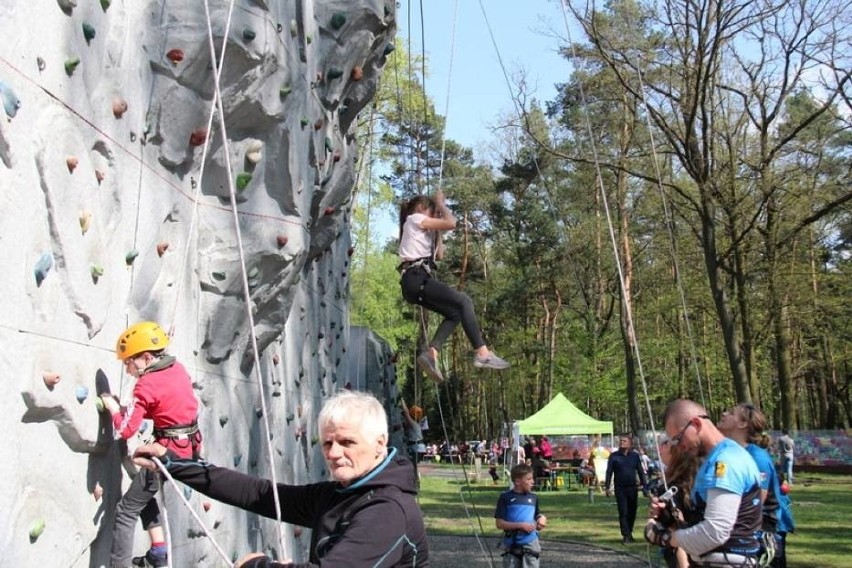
left=646, top=399, right=763, bottom=567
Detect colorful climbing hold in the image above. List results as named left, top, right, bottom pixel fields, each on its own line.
left=95, top=396, right=104, bottom=412
left=90, top=264, right=104, bottom=282
left=189, top=128, right=208, bottom=146
left=326, top=68, right=343, bottom=81
left=82, top=22, right=96, bottom=43
left=79, top=211, right=92, bottom=235
left=350, top=66, right=364, bottom=81
left=0, top=81, right=21, bottom=119
left=243, top=29, right=256, bottom=41
left=64, top=57, right=81, bottom=76
left=219, top=415, right=229, bottom=427
left=66, top=156, right=78, bottom=173
left=314, top=119, right=324, bottom=130
left=202, top=501, right=212, bottom=512
left=276, top=235, right=288, bottom=248
left=330, top=13, right=347, bottom=29
left=93, top=482, right=103, bottom=501
left=100, top=0, right=111, bottom=11
left=323, top=206, right=335, bottom=216
left=112, top=98, right=128, bottom=119
left=211, top=271, right=226, bottom=281
left=306, top=34, right=313, bottom=45
left=289, top=19, right=298, bottom=37
left=300, top=117, right=309, bottom=129
left=166, top=49, right=184, bottom=64
left=125, top=250, right=139, bottom=266
left=29, top=519, right=46, bottom=541
left=57, top=0, right=77, bottom=11
left=279, top=85, right=292, bottom=99
left=294, top=527, right=303, bottom=538
left=42, top=372, right=61, bottom=390
left=233, top=454, right=242, bottom=467
left=383, top=43, right=395, bottom=56
left=272, top=353, right=280, bottom=365
left=34, top=252, right=53, bottom=286
left=156, top=242, right=169, bottom=257
left=36, top=57, right=46, bottom=72
left=324, top=137, right=333, bottom=152
left=347, top=246, right=355, bottom=257
left=255, top=407, right=263, bottom=418
left=75, top=385, right=89, bottom=404
left=236, top=172, right=252, bottom=191
left=183, top=485, right=192, bottom=500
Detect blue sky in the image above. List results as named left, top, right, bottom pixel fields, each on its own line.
left=397, top=0, right=574, bottom=154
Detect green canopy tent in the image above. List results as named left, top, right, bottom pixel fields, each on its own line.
left=517, top=392, right=613, bottom=437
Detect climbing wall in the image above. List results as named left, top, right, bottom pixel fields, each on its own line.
left=0, top=0, right=396, bottom=565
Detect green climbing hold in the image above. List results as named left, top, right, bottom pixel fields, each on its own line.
left=65, top=57, right=81, bottom=76
left=29, top=519, right=46, bottom=541
left=90, top=265, right=104, bottom=279
left=219, top=415, right=229, bottom=427
left=330, top=13, right=346, bottom=30
left=247, top=265, right=260, bottom=279
left=289, top=20, right=298, bottom=37
left=82, top=22, right=96, bottom=43
left=243, top=29, right=256, bottom=42
left=212, top=271, right=226, bottom=281
left=95, top=396, right=105, bottom=412
left=300, top=117, right=309, bottom=128
left=100, top=0, right=111, bottom=11
left=324, top=137, right=333, bottom=152
left=327, top=68, right=343, bottom=80
left=236, top=172, right=252, bottom=191
left=306, top=34, right=313, bottom=45
left=383, top=43, right=395, bottom=56
left=125, top=250, right=139, bottom=266
left=279, top=85, right=292, bottom=98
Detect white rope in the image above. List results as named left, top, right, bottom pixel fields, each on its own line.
left=201, top=0, right=287, bottom=558
left=633, top=68, right=707, bottom=409
left=435, top=0, right=459, bottom=194
left=557, top=1, right=663, bottom=494
left=156, top=473, right=173, bottom=568
left=153, top=458, right=233, bottom=566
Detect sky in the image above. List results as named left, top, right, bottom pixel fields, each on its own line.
left=397, top=0, right=575, bottom=156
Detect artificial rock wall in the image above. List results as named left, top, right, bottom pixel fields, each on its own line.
left=1, top=1, right=398, bottom=566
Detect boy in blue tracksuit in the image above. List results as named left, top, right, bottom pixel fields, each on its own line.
left=494, top=463, right=548, bottom=568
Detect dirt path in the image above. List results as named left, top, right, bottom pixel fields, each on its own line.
left=427, top=535, right=652, bottom=567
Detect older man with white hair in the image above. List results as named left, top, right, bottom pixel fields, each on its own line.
left=134, top=390, right=428, bottom=567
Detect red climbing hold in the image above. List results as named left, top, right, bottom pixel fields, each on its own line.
left=323, top=207, right=335, bottom=216
left=189, top=128, right=208, bottom=146
left=112, top=98, right=128, bottom=118
left=272, top=353, right=280, bottom=365
left=42, top=372, right=61, bottom=390
left=351, top=66, right=363, bottom=81
left=156, top=242, right=169, bottom=257
left=202, top=501, right=212, bottom=512
left=166, top=49, right=184, bottom=64
left=314, top=119, right=324, bottom=131
left=66, top=156, right=78, bottom=173
left=347, top=246, right=355, bottom=257
left=95, top=169, right=106, bottom=184
left=276, top=235, right=288, bottom=248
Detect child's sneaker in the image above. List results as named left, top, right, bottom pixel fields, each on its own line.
left=131, top=549, right=168, bottom=568
left=474, top=352, right=510, bottom=370
left=417, top=351, right=444, bottom=383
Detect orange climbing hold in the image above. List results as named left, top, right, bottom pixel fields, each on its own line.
left=112, top=98, right=128, bottom=118
left=351, top=66, right=363, bottom=81
left=42, top=372, right=61, bottom=390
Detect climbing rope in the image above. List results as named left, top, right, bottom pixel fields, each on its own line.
left=201, top=0, right=287, bottom=558
left=152, top=457, right=233, bottom=565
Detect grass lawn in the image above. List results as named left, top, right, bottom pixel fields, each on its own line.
left=417, top=465, right=852, bottom=568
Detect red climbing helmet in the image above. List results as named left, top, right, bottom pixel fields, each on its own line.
left=115, top=321, right=170, bottom=360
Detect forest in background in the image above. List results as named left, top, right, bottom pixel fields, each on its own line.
left=347, top=0, right=850, bottom=442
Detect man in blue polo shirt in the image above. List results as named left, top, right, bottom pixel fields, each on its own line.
left=646, top=399, right=763, bottom=567
left=495, top=463, right=548, bottom=567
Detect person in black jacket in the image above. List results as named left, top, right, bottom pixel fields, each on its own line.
left=605, top=434, right=648, bottom=544
left=133, top=390, right=428, bottom=567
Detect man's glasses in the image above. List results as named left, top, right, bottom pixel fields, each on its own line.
left=667, top=415, right=710, bottom=446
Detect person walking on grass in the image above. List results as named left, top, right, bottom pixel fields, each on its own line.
left=100, top=321, right=203, bottom=568
left=605, top=434, right=648, bottom=544
left=495, top=463, right=548, bottom=568
left=398, top=190, right=509, bottom=382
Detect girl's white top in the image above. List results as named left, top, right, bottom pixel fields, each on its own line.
left=398, top=213, right=434, bottom=261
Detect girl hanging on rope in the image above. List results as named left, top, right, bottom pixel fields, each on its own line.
left=398, top=190, right=509, bottom=382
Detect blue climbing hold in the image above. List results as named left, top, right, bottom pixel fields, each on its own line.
left=233, top=454, right=242, bottom=467
left=34, top=252, right=53, bottom=286
left=75, top=385, right=89, bottom=404
left=183, top=485, right=192, bottom=500
left=0, top=81, right=21, bottom=119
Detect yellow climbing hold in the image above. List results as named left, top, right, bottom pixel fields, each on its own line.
left=29, top=519, right=45, bottom=541
left=79, top=210, right=92, bottom=235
